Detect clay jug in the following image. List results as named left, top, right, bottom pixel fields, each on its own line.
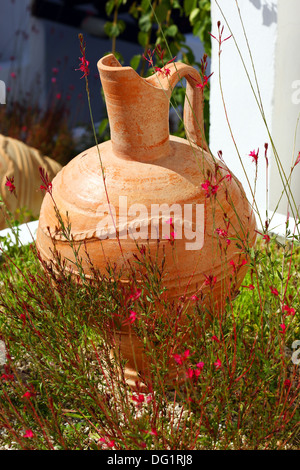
left=35, top=54, right=256, bottom=390
left=0, top=134, right=62, bottom=229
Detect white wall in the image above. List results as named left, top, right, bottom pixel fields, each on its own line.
left=209, top=0, right=300, bottom=235
left=271, top=0, right=300, bottom=217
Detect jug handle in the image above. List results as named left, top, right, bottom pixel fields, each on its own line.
left=146, top=62, right=208, bottom=152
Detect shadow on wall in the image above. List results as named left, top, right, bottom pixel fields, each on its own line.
left=249, top=0, right=277, bottom=26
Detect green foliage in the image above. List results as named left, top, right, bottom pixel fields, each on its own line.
left=0, top=233, right=299, bottom=450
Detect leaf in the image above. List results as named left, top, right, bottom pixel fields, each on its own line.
left=104, top=19, right=126, bottom=38
left=98, top=118, right=108, bottom=136
left=184, top=0, right=197, bottom=15
left=165, top=24, right=178, bottom=37
left=130, top=54, right=142, bottom=71
left=189, top=7, right=200, bottom=24
left=155, top=3, right=168, bottom=23
left=105, top=0, right=115, bottom=16
left=138, top=31, right=149, bottom=47
left=139, top=13, right=152, bottom=32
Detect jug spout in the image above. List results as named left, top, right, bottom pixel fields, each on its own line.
left=98, top=54, right=171, bottom=162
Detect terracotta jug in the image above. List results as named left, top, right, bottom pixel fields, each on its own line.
left=0, top=134, right=62, bottom=229
left=36, top=54, right=256, bottom=390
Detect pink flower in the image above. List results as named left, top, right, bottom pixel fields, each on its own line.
left=211, top=335, right=220, bottom=343
left=129, top=289, right=142, bottom=302
left=270, top=286, right=279, bottom=297
left=23, top=390, right=35, bottom=399
left=225, top=172, right=232, bottom=182
left=76, top=34, right=90, bottom=79
left=143, top=427, right=158, bottom=436
left=51, top=77, right=57, bottom=83
left=204, top=274, right=217, bottom=287
left=279, top=323, right=286, bottom=335
left=284, top=379, right=291, bottom=388
left=189, top=71, right=213, bottom=90
left=98, top=437, right=115, bottom=448
left=196, top=361, right=204, bottom=370
left=56, top=93, right=62, bottom=100
left=249, top=149, right=259, bottom=164
left=190, top=294, right=199, bottom=301
left=282, top=305, right=295, bottom=316
left=242, top=284, right=255, bottom=290
left=10, top=72, right=16, bottom=79
left=255, top=230, right=271, bottom=243
left=294, top=151, right=300, bottom=167
left=24, top=429, right=34, bottom=438
left=201, top=179, right=219, bottom=198
left=5, top=176, right=16, bottom=194
left=132, top=393, right=145, bottom=404
left=214, top=358, right=222, bottom=369
left=52, top=67, right=59, bottom=74
left=39, top=167, right=52, bottom=194
left=1, top=373, right=14, bottom=381
left=142, top=48, right=155, bottom=67
left=186, top=368, right=194, bottom=379
left=173, top=349, right=190, bottom=365
left=123, top=310, right=137, bottom=326
left=209, top=21, right=232, bottom=47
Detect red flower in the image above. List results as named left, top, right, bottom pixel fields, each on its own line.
left=214, top=358, right=222, bottom=369
left=98, top=437, right=115, bottom=448
left=189, top=71, right=213, bottom=90
left=204, top=274, right=217, bottom=287
left=132, top=393, right=145, bottom=404
left=129, top=289, right=141, bottom=302
left=225, top=172, right=232, bottom=182
left=284, top=379, right=291, bottom=388
left=190, top=294, right=199, bottom=301
left=255, top=230, right=271, bottom=243
left=282, top=305, right=295, bottom=316
left=143, top=427, right=158, bottom=436
left=123, top=310, right=137, bottom=325
left=23, top=389, right=35, bottom=399
left=186, top=367, right=194, bottom=379
left=279, top=323, right=286, bottom=335
left=1, top=373, right=14, bottom=381
left=173, top=349, right=190, bottom=365
left=39, top=167, right=52, bottom=194
left=209, top=21, right=232, bottom=47
left=201, top=179, right=219, bottom=198
left=249, top=149, right=259, bottom=164
left=77, top=34, right=90, bottom=79
left=5, top=176, right=16, bottom=194
left=211, top=335, right=220, bottom=343
left=242, top=284, right=255, bottom=290
left=270, top=286, right=279, bottom=296
left=142, top=48, right=155, bottom=67
left=24, top=429, right=34, bottom=438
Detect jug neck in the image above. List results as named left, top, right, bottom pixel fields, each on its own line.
left=98, top=55, right=171, bottom=162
